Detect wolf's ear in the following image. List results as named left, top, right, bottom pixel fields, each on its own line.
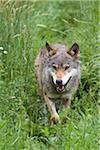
left=68, top=43, right=80, bottom=59
left=46, top=42, right=57, bottom=56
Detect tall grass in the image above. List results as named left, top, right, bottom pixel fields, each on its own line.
left=0, top=0, right=99, bottom=149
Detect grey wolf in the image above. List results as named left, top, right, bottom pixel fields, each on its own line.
left=35, top=42, right=80, bottom=124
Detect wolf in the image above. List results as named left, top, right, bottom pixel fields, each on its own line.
left=35, top=42, right=80, bottom=124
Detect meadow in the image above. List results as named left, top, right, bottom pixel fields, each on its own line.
left=0, top=0, right=99, bottom=150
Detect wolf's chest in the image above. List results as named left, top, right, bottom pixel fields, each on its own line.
left=46, top=86, right=71, bottom=100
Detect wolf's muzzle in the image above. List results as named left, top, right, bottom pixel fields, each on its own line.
left=56, top=76, right=72, bottom=93
left=56, top=80, right=62, bottom=85
left=64, top=76, right=72, bottom=87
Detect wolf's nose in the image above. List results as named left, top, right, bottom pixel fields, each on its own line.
left=56, top=80, right=62, bottom=85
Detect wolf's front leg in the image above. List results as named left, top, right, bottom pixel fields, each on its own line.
left=43, top=89, right=60, bottom=124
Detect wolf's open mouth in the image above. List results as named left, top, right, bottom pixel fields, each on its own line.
left=64, top=76, right=72, bottom=87
left=57, top=85, right=65, bottom=93
left=56, top=76, right=72, bottom=93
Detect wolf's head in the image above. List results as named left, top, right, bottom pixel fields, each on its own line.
left=46, top=42, right=80, bottom=93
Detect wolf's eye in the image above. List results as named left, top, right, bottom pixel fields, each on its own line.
left=64, top=65, right=70, bottom=70
left=52, top=64, right=57, bottom=70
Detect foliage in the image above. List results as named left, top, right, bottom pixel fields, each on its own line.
left=0, top=0, right=99, bottom=150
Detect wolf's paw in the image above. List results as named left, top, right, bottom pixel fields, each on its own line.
left=50, top=114, right=61, bottom=124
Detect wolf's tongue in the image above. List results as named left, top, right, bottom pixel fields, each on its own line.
left=57, top=85, right=64, bottom=92
left=59, top=85, right=62, bottom=88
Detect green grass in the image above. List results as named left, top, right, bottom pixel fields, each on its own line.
left=0, top=0, right=99, bottom=150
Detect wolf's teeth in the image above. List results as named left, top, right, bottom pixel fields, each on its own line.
left=57, top=85, right=65, bottom=93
